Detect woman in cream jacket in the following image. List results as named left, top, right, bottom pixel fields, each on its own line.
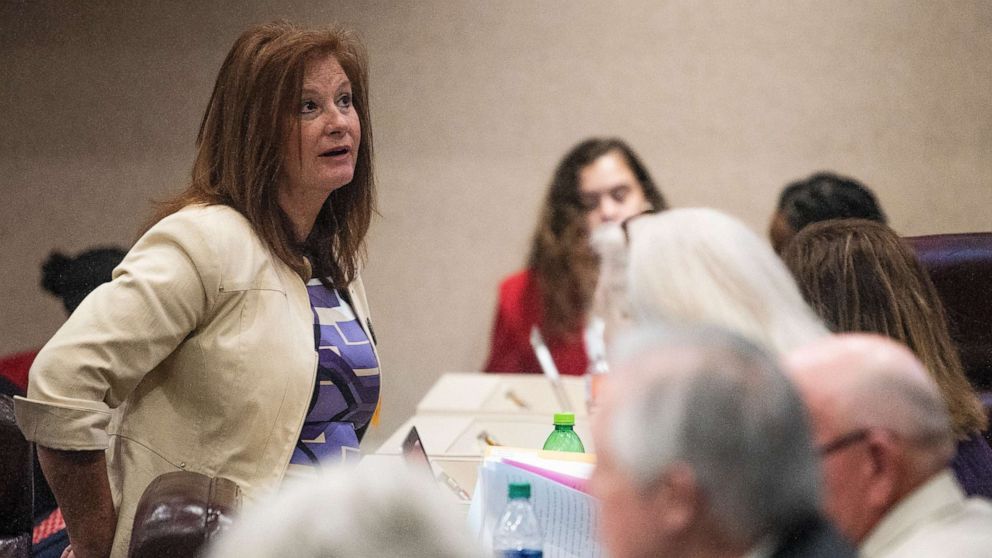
left=16, top=22, right=380, bottom=558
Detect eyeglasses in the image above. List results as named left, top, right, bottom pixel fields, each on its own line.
left=816, top=429, right=870, bottom=456
left=619, top=208, right=659, bottom=244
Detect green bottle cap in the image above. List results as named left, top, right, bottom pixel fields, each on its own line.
left=553, top=412, right=575, bottom=426
left=508, top=482, right=531, bottom=499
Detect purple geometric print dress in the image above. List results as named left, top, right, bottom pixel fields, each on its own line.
left=288, top=278, right=380, bottom=472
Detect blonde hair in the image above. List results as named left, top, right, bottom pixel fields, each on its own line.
left=626, top=208, right=827, bottom=355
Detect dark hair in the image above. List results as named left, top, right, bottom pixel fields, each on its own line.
left=149, top=21, right=375, bottom=286
left=782, top=219, right=987, bottom=438
left=528, top=137, right=667, bottom=339
left=777, top=172, right=886, bottom=232
left=41, top=247, right=127, bottom=314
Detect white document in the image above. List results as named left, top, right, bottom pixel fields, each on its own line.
left=472, top=460, right=603, bottom=558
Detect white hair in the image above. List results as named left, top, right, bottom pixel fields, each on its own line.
left=207, top=462, right=483, bottom=558
left=846, top=371, right=956, bottom=472
left=625, top=208, right=827, bottom=355
left=609, top=324, right=821, bottom=544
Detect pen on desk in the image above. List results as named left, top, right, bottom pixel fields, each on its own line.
left=530, top=326, right=561, bottom=382
left=504, top=389, right=530, bottom=410
left=530, top=326, right=573, bottom=412
left=437, top=470, right=471, bottom=501
left=477, top=430, right=502, bottom=447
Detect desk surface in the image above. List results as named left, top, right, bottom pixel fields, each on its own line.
left=376, top=412, right=594, bottom=457
left=415, top=372, right=588, bottom=416
left=373, top=372, right=595, bottom=505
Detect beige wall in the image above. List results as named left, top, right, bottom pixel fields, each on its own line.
left=3, top=1, right=991, bottom=445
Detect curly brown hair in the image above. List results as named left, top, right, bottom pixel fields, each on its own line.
left=528, top=138, right=667, bottom=340
left=782, top=219, right=987, bottom=438
left=148, top=21, right=375, bottom=286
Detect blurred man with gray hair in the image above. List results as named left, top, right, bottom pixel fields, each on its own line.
left=590, top=324, right=854, bottom=558
left=786, top=334, right=992, bottom=557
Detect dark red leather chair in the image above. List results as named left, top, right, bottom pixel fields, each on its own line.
left=906, top=232, right=992, bottom=442
left=4, top=395, right=240, bottom=558
left=0, top=395, right=32, bottom=558
left=127, top=471, right=241, bottom=558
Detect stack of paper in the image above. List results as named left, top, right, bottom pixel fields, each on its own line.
left=469, top=447, right=603, bottom=558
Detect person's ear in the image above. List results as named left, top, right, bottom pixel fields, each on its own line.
left=649, top=463, right=700, bottom=534
left=863, top=431, right=900, bottom=510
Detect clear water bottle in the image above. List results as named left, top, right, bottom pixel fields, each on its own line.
left=493, top=482, right=543, bottom=558
left=542, top=412, right=585, bottom=452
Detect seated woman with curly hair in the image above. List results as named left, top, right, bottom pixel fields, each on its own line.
left=483, top=138, right=667, bottom=375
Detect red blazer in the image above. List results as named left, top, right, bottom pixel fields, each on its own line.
left=0, top=348, right=37, bottom=394
left=483, top=269, right=588, bottom=376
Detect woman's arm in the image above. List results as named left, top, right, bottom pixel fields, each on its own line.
left=37, top=446, right=116, bottom=558
left=17, top=208, right=224, bottom=554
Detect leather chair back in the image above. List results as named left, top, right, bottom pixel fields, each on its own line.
left=128, top=471, right=241, bottom=558
left=0, top=395, right=32, bottom=558
left=907, top=232, right=992, bottom=445
left=905, top=232, right=992, bottom=389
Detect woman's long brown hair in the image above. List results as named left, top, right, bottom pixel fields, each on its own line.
left=147, top=21, right=375, bottom=286
left=782, top=219, right=987, bottom=438
left=528, top=138, right=667, bottom=340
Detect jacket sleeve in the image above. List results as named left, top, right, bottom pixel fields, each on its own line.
left=15, top=210, right=218, bottom=450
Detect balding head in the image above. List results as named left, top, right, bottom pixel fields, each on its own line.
left=786, top=334, right=951, bottom=452
left=784, top=334, right=955, bottom=544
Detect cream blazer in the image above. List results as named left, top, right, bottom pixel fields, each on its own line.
left=16, top=204, right=380, bottom=557
left=860, top=470, right=992, bottom=558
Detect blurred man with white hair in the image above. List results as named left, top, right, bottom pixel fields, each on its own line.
left=786, top=334, right=992, bottom=557
left=207, top=461, right=483, bottom=558
left=590, top=324, right=854, bottom=558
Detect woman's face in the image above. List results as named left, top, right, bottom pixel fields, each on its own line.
left=281, top=54, right=361, bottom=203
left=578, top=151, right=651, bottom=231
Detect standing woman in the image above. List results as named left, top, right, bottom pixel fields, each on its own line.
left=15, top=22, right=380, bottom=558
left=782, top=219, right=992, bottom=499
left=483, top=138, right=667, bottom=376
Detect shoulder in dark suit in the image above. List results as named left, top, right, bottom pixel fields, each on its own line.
left=771, top=513, right=856, bottom=558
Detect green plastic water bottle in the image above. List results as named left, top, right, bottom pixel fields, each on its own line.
left=542, top=412, right=585, bottom=452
